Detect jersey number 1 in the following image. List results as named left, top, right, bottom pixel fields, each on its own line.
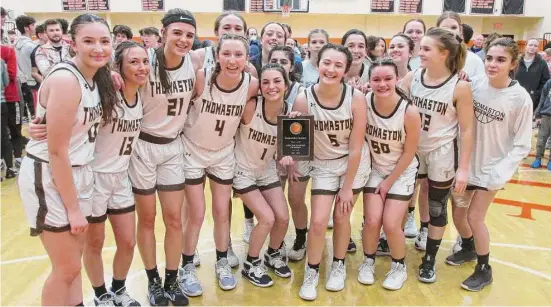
left=167, top=98, right=185, bottom=116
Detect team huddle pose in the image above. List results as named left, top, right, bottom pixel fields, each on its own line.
left=20, top=7, right=532, bottom=307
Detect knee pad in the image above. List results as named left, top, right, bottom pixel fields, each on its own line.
left=428, top=186, right=450, bottom=227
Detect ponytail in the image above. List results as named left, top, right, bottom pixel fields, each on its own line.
left=155, top=45, right=173, bottom=95
left=425, top=27, right=466, bottom=75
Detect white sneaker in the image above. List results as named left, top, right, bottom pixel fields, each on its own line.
left=327, top=212, right=334, bottom=229
left=414, top=227, right=428, bottom=251
left=452, top=235, right=462, bottom=253
left=215, top=258, right=237, bottom=290
left=242, top=218, right=254, bottom=244
left=382, top=262, right=407, bottom=290
left=179, top=263, right=203, bottom=297
left=325, top=260, right=346, bottom=291
left=228, top=240, right=240, bottom=268
left=94, top=292, right=116, bottom=306
left=404, top=211, right=418, bottom=238
left=358, top=257, right=375, bottom=285
left=193, top=248, right=200, bottom=267
left=288, top=241, right=306, bottom=261
left=299, top=267, right=319, bottom=301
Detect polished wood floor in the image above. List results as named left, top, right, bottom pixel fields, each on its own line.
left=2, top=134, right=551, bottom=306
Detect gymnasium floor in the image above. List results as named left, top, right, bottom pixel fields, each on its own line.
left=1, top=135, right=550, bottom=306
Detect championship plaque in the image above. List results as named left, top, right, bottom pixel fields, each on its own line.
left=277, top=115, right=314, bottom=161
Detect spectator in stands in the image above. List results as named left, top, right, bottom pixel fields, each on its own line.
left=462, top=24, right=474, bottom=45
left=35, top=19, right=71, bottom=76
left=1, top=37, right=23, bottom=173
left=14, top=15, right=37, bottom=118
left=0, top=7, right=8, bottom=45
left=7, top=30, right=16, bottom=45
left=476, top=32, right=501, bottom=60
left=1, top=57, right=16, bottom=180
left=470, top=33, right=484, bottom=53
left=542, top=49, right=551, bottom=75
left=516, top=38, right=550, bottom=111
left=30, top=24, right=47, bottom=88
left=55, top=18, right=71, bottom=43
left=113, top=24, right=133, bottom=47
left=280, top=23, right=303, bottom=76
left=142, top=26, right=161, bottom=49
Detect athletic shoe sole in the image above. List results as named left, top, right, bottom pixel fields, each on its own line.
left=461, top=278, right=493, bottom=292
left=382, top=275, right=407, bottom=291
left=241, top=272, right=274, bottom=288
left=266, top=265, right=292, bottom=278
left=299, top=292, right=317, bottom=301
left=417, top=274, right=436, bottom=283
left=445, top=257, right=476, bottom=266
left=357, top=277, right=375, bottom=285
left=325, top=284, right=345, bottom=292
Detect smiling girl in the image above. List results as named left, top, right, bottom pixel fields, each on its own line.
left=250, top=22, right=287, bottom=74
left=403, top=19, right=426, bottom=71
left=342, top=29, right=370, bottom=93
left=18, top=13, right=117, bottom=306
left=301, top=29, right=329, bottom=88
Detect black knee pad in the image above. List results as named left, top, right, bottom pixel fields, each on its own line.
left=428, top=186, right=450, bottom=227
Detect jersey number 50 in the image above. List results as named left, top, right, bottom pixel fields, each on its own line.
left=370, top=140, right=390, bottom=154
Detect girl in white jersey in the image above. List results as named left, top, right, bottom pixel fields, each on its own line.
left=342, top=29, right=370, bottom=94
left=292, top=44, right=369, bottom=301
left=446, top=39, right=532, bottom=291
left=267, top=46, right=309, bottom=261
left=236, top=63, right=292, bottom=287
left=18, top=14, right=117, bottom=306
left=400, top=27, right=474, bottom=284
left=301, top=29, right=329, bottom=88
left=180, top=34, right=259, bottom=294
left=360, top=59, right=421, bottom=291
left=125, top=9, right=200, bottom=306
left=403, top=19, right=426, bottom=71
left=29, top=41, right=149, bottom=306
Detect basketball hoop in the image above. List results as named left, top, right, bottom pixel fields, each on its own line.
left=281, top=5, right=291, bottom=18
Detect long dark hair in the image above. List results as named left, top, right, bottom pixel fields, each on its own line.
left=259, top=63, right=290, bottom=98
left=268, top=45, right=300, bottom=82
left=209, top=34, right=249, bottom=96
left=368, top=58, right=411, bottom=103
left=317, top=43, right=353, bottom=74
left=155, top=9, right=196, bottom=96
left=69, top=13, right=118, bottom=124
left=341, top=29, right=368, bottom=47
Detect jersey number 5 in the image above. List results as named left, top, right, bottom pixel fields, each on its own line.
left=215, top=120, right=226, bottom=136
left=119, top=136, right=135, bottom=156
left=370, top=140, right=390, bottom=154
left=328, top=134, right=340, bottom=147
left=421, top=113, right=432, bottom=132
left=167, top=98, right=185, bottom=116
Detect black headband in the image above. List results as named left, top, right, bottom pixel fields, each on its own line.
left=163, top=14, right=196, bottom=28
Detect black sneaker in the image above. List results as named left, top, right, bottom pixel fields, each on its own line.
left=111, top=286, right=141, bottom=306
left=147, top=278, right=168, bottom=306
left=241, top=258, right=273, bottom=287
left=461, top=264, right=493, bottom=291
left=164, top=281, right=189, bottom=306
left=446, top=248, right=477, bottom=266
left=5, top=168, right=18, bottom=179
left=347, top=238, right=357, bottom=253
left=264, top=250, right=292, bottom=278
left=418, top=255, right=436, bottom=283
left=376, top=237, right=390, bottom=256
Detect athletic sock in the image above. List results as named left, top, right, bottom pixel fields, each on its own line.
left=111, top=278, right=126, bottom=293
left=267, top=246, right=278, bottom=255
left=93, top=284, right=107, bottom=298
left=477, top=253, right=490, bottom=265
left=164, top=269, right=178, bottom=290
left=408, top=207, right=415, bottom=214
left=243, top=203, right=254, bottom=219
left=307, top=262, right=320, bottom=272
left=246, top=254, right=259, bottom=264
left=181, top=253, right=194, bottom=267
left=145, top=266, right=160, bottom=282
left=461, top=236, right=475, bottom=250
left=424, top=237, right=442, bottom=261
left=216, top=249, right=228, bottom=261
left=332, top=256, right=345, bottom=264
left=420, top=221, right=429, bottom=229
left=392, top=257, right=405, bottom=264
left=364, top=252, right=376, bottom=260
left=295, top=227, right=307, bottom=247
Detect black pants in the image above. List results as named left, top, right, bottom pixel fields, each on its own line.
left=21, top=83, right=35, bottom=117
left=1, top=103, right=14, bottom=168
left=6, top=102, right=23, bottom=158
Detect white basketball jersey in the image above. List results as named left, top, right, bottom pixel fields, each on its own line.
left=286, top=81, right=303, bottom=109
left=410, top=68, right=459, bottom=155
left=92, top=91, right=143, bottom=173
left=235, top=97, right=287, bottom=170
left=26, top=61, right=102, bottom=165
left=141, top=52, right=195, bottom=139
left=468, top=76, right=533, bottom=188
left=365, top=92, right=417, bottom=175
left=203, top=46, right=216, bottom=70
left=359, top=63, right=370, bottom=83
left=307, top=84, right=354, bottom=160
left=301, top=60, right=319, bottom=88
left=184, top=67, right=250, bottom=150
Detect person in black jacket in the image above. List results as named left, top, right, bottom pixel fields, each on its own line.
left=515, top=38, right=550, bottom=110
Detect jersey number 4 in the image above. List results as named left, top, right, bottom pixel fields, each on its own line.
left=119, top=136, right=135, bottom=156
left=215, top=120, right=226, bottom=136
left=167, top=98, right=185, bottom=116
left=370, top=140, right=390, bottom=154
